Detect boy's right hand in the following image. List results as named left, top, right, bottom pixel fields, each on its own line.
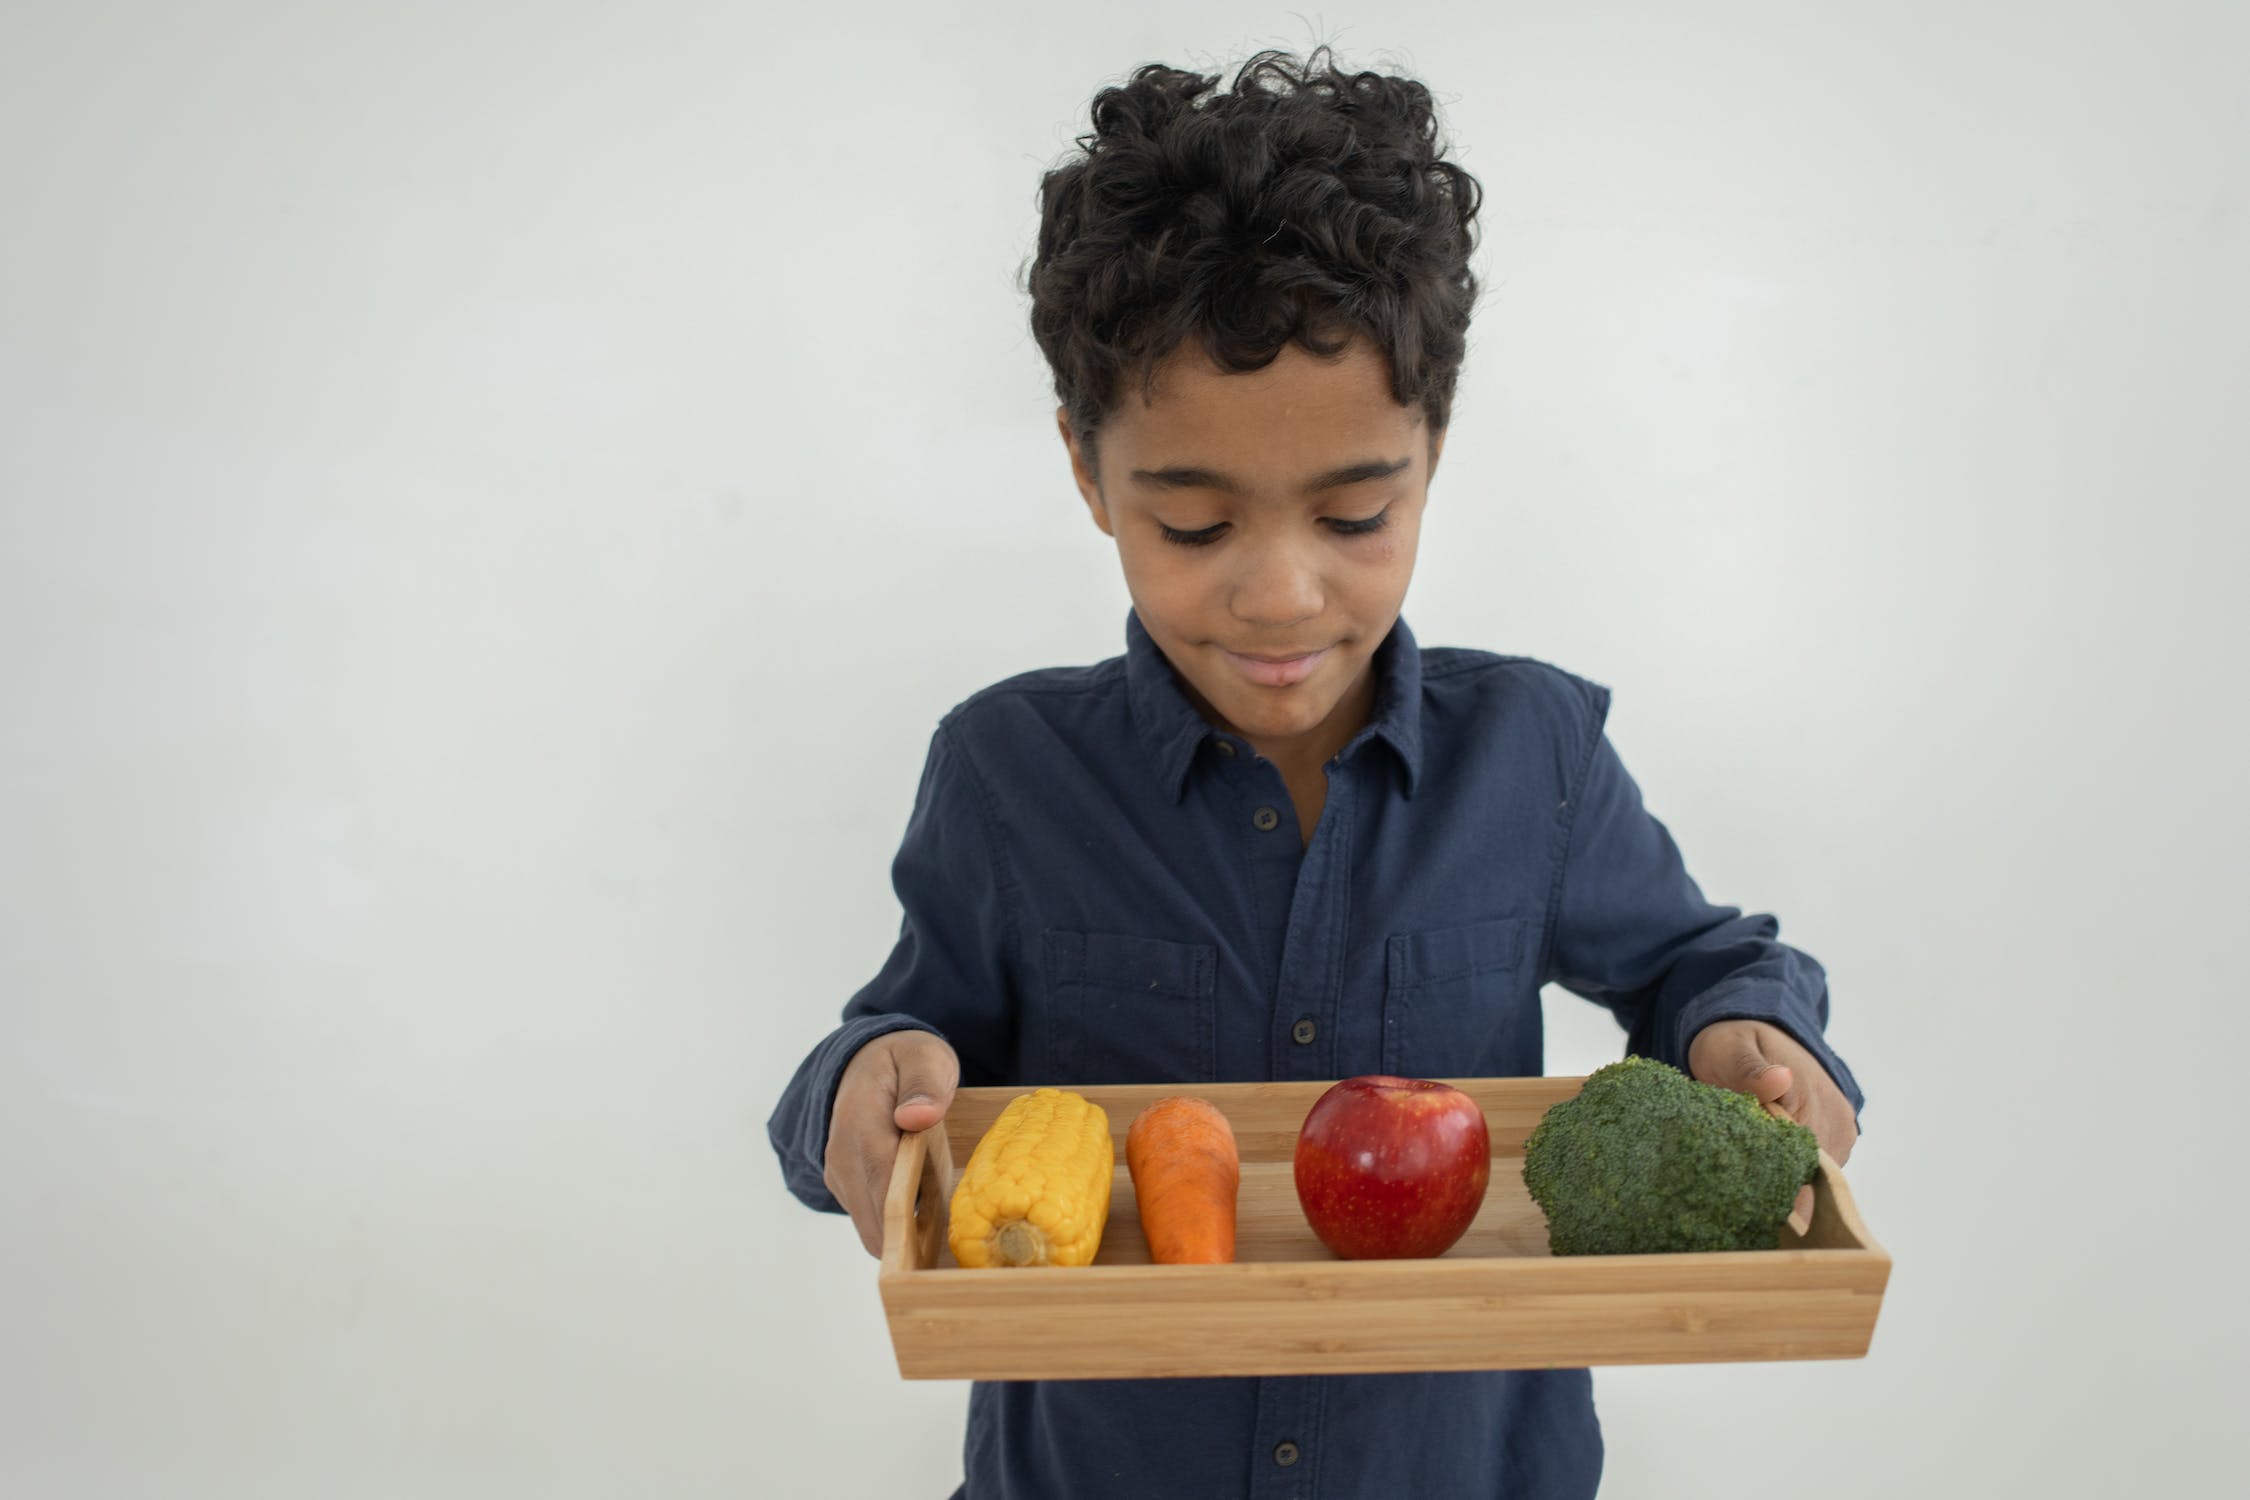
left=823, top=1029, right=961, bottom=1258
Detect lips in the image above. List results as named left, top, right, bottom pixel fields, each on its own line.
left=1220, top=646, right=1331, bottom=688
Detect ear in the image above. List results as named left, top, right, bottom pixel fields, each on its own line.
left=1425, top=423, right=1448, bottom=485
left=1057, top=407, right=1113, bottom=537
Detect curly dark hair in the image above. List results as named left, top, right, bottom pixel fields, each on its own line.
left=1027, top=46, right=1483, bottom=468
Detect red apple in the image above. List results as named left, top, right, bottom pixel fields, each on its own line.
left=1293, top=1075, right=1491, bottom=1259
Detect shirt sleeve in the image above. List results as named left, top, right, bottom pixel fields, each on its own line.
left=764, top=718, right=1021, bottom=1213
left=1544, top=688, right=1866, bottom=1124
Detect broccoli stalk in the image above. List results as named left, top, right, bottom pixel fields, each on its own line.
left=1521, top=1056, right=1820, bottom=1254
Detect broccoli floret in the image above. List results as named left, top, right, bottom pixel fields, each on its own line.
left=1521, top=1056, right=1820, bottom=1254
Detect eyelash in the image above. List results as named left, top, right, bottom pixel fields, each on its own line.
left=1158, top=507, right=1393, bottom=547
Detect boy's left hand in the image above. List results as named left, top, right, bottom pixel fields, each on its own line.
left=1687, top=1018, right=1859, bottom=1228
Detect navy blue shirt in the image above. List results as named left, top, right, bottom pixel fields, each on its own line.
left=769, top=611, right=1864, bottom=1500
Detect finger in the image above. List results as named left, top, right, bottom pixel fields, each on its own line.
left=890, top=1035, right=961, bottom=1133
left=855, top=1138, right=898, bottom=1258
left=1737, top=1057, right=1793, bottom=1110
left=828, top=1056, right=914, bottom=1258
left=1773, top=1064, right=1809, bottom=1117
left=836, top=1092, right=901, bottom=1258
left=826, top=1131, right=893, bottom=1257
left=1693, top=1022, right=1795, bottom=1109
left=822, top=1143, right=888, bottom=1258
left=1770, top=1052, right=1855, bottom=1165
left=1792, top=1183, right=1815, bottom=1233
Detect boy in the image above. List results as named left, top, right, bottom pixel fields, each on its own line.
left=769, top=47, right=1865, bottom=1499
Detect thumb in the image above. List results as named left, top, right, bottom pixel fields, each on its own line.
left=889, top=1034, right=960, bottom=1132
left=1732, top=1052, right=1794, bottom=1110
left=1700, top=1028, right=1793, bottom=1108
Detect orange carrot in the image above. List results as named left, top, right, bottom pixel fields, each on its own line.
left=1125, top=1096, right=1240, bottom=1264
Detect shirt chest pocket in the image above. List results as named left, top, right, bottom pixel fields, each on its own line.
left=1381, top=917, right=1539, bottom=1078
left=1042, top=929, right=1218, bottom=1087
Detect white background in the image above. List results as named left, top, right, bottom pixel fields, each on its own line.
left=3, top=1, right=2244, bottom=1495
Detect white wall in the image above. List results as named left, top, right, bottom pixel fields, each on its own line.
left=2, top=1, right=2243, bottom=1494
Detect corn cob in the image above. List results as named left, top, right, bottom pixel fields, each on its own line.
left=948, top=1088, right=1113, bottom=1268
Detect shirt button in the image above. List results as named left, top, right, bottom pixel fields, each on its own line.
left=1252, top=806, right=1281, bottom=832
left=1213, top=738, right=1237, bottom=758
left=1291, top=1017, right=1317, bottom=1045
left=1274, top=1441, right=1301, bottom=1467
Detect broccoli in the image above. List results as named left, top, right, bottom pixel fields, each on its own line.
left=1521, top=1056, right=1820, bottom=1254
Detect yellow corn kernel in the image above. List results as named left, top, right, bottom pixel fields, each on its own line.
left=948, top=1088, right=1112, bottom=1268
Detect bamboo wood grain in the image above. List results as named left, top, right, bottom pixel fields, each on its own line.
left=879, top=1113, right=954, bottom=1280
left=876, top=1077, right=1889, bottom=1382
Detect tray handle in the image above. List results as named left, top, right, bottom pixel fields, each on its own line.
left=1759, top=1099, right=1882, bottom=1251
left=879, top=1116, right=956, bottom=1276
left=1783, top=1149, right=1883, bottom=1253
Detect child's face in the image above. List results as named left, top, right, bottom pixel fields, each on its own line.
left=1061, top=336, right=1441, bottom=756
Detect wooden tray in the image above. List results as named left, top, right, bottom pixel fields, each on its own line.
left=878, top=1077, right=1889, bottom=1382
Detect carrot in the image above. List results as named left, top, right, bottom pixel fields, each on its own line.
left=1125, top=1096, right=1240, bottom=1264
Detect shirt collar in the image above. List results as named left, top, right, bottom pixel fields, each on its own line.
left=1124, top=609, right=1425, bottom=804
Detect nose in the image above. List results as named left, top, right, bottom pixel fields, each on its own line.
left=1228, top=533, right=1323, bottom=630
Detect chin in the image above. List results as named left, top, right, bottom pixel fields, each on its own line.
left=1214, top=689, right=1338, bottom=743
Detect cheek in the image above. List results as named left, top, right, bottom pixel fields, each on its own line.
left=1346, top=527, right=1415, bottom=601
left=1384, top=507, right=1429, bottom=573
left=1114, top=540, right=1216, bottom=625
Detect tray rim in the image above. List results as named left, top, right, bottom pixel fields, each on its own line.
left=879, top=1075, right=1887, bottom=1278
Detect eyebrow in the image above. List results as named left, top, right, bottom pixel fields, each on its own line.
left=1126, top=456, right=1413, bottom=495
